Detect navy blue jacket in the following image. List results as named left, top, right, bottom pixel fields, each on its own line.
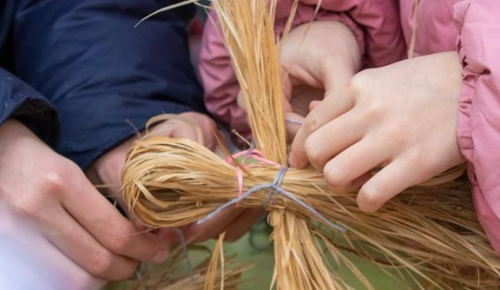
left=0, top=0, right=205, bottom=168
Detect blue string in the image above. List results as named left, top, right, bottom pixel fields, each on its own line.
left=197, top=167, right=346, bottom=233
left=134, top=265, right=142, bottom=281
left=285, top=118, right=303, bottom=125
left=174, top=228, right=194, bottom=281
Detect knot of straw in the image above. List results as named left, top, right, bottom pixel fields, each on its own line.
left=122, top=137, right=349, bottom=230
left=198, top=150, right=346, bottom=233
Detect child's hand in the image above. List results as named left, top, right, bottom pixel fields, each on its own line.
left=289, top=52, right=465, bottom=213
left=279, top=21, right=361, bottom=125
left=237, top=20, right=361, bottom=138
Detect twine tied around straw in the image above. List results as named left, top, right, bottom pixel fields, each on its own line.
left=197, top=147, right=347, bottom=233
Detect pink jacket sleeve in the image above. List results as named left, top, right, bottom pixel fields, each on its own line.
left=199, top=0, right=406, bottom=142
left=454, top=0, right=500, bottom=255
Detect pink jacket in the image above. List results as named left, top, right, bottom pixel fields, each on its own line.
left=400, top=0, right=500, bottom=255
left=199, top=0, right=406, bottom=140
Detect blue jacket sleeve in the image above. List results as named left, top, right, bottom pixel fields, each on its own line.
left=11, top=0, right=205, bottom=169
left=0, top=0, right=58, bottom=145
left=0, top=68, right=59, bottom=146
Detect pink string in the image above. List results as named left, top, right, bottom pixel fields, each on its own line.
left=226, top=148, right=279, bottom=199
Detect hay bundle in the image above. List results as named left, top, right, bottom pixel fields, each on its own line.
left=123, top=0, right=500, bottom=289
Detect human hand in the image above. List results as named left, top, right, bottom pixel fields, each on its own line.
left=0, top=201, right=105, bottom=290
left=289, top=52, right=465, bottom=212
left=89, top=112, right=264, bottom=243
left=237, top=20, right=361, bottom=137
left=0, top=120, right=169, bottom=284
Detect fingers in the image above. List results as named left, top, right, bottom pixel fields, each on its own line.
left=151, top=119, right=200, bottom=143
left=0, top=205, right=105, bottom=290
left=289, top=87, right=355, bottom=168
left=156, top=226, right=189, bottom=246
left=177, top=112, right=219, bottom=150
left=357, top=158, right=423, bottom=213
left=305, top=111, right=365, bottom=170
left=63, top=180, right=169, bottom=266
left=222, top=209, right=266, bottom=242
left=44, top=205, right=138, bottom=281
left=185, top=206, right=245, bottom=243
left=323, top=137, right=389, bottom=193
left=351, top=172, right=372, bottom=189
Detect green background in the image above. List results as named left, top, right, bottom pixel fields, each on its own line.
left=105, top=227, right=420, bottom=290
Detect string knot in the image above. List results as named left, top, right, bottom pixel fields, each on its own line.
left=197, top=148, right=346, bottom=233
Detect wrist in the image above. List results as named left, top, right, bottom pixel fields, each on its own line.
left=0, top=119, right=40, bottom=144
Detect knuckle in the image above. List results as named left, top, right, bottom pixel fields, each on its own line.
left=107, top=226, right=135, bottom=254
left=108, top=235, right=132, bottom=255
left=363, top=103, right=384, bottom=122
left=40, top=162, right=80, bottom=197
left=11, top=197, right=40, bottom=218
left=303, top=111, right=319, bottom=133
left=88, top=251, right=114, bottom=278
left=304, top=137, right=322, bottom=167
left=40, top=172, right=65, bottom=194
left=350, top=70, right=374, bottom=100
left=401, top=150, right=425, bottom=168
left=350, top=74, right=365, bottom=93
left=399, top=150, right=429, bottom=181
left=324, top=161, right=347, bottom=188
left=352, top=69, right=372, bottom=86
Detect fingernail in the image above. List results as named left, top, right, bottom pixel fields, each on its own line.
left=289, top=153, right=303, bottom=168
left=153, top=250, right=169, bottom=264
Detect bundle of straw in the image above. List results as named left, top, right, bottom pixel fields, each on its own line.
left=123, top=0, right=500, bottom=289
left=123, top=241, right=251, bottom=290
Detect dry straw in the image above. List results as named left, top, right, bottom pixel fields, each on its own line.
left=123, top=0, right=500, bottom=289
left=123, top=242, right=250, bottom=290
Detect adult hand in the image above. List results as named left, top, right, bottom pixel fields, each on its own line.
left=289, top=52, right=465, bottom=213
left=0, top=120, right=169, bottom=284
left=89, top=112, right=265, bottom=243
left=0, top=202, right=104, bottom=290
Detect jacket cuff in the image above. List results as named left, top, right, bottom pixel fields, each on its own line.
left=0, top=69, right=59, bottom=146
left=10, top=98, right=59, bottom=147
left=59, top=100, right=200, bottom=170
